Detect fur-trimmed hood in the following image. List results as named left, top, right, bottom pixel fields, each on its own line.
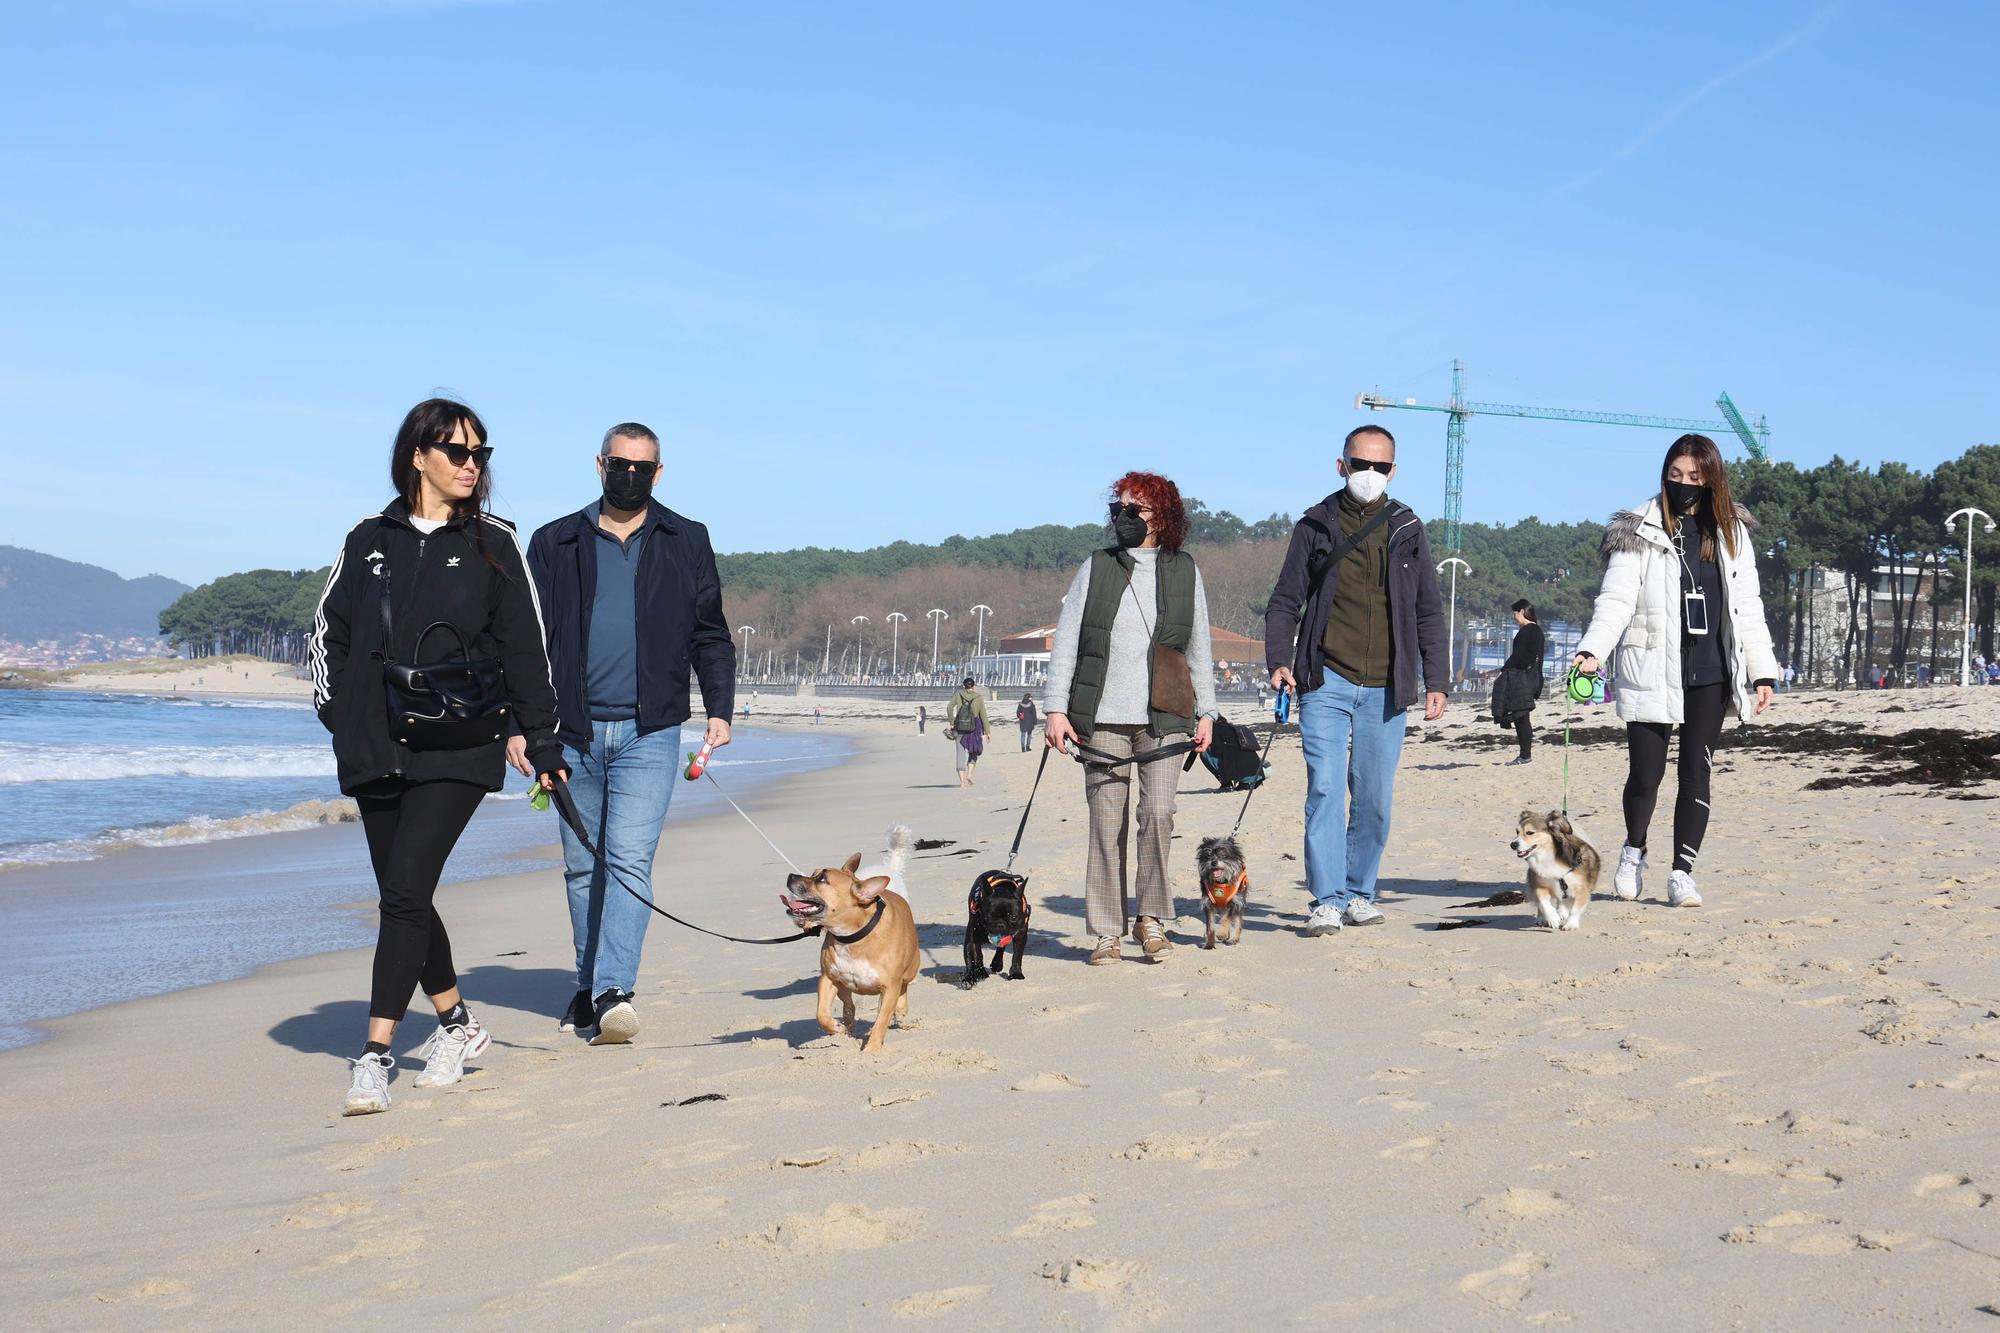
left=1599, top=499, right=1758, bottom=562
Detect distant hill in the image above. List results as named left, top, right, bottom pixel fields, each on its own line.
left=0, top=546, right=189, bottom=647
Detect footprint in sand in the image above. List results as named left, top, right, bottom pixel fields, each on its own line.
left=1160, top=1087, right=1209, bottom=1107
left=325, top=1133, right=433, bottom=1173
left=1720, top=1212, right=1925, bottom=1255
left=894, top=1286, right=992, bottom=1317
left=91, top=1278, right=192, bottom=1308
left=303, top=1224, right=428, bottom=1272
left=732, top=1203, right=921, bottom=1253
left=1033, top=1004, right=1099, bottom=1022
left=1467, top=1188, right=1571, bottom=1228
left=281, top=1193, right=375, bottom=1229
left=1011, top=1072, right=1088, bottom=1092
left=868, top=1089, right=935, bottom=1109
left=1677, top=1149, right=1841, bottom=1187
left=1380, top=1135, right=1444, bottom=1163
left=1120, top=1123, right=1266, bottom=1169
left=1913, top=1172, right=1993, bottom=1208
left=884, top=1048, right=998, bottom=1077
left=1013, top=1194, right=1097, bottom=1237
left=1457, top=1251, right=1548, bottom=1309
left=1040, top=1256, right=1141, bottom=1293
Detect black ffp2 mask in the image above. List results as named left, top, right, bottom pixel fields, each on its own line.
left=1664, top=480, right=1707, bottom=515
left=1111, top=511, right=1150, bottom=548
left=602, top=470, right=653, bottom=513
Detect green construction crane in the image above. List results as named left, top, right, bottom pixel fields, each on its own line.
left=1355, top=359, right=1771, bottom=553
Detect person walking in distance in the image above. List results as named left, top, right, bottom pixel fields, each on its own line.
left=309, top=398, right=567, bottom=1115
left=1494, top=599, right=1545, bottom=765
left=1015, top=692, right=1039, bottom=752
left=1573, top=434, right=1779, bottom=909
left=947, top=677, right=988, bottom=787
left=519, top=422, right=735, bottom=1044
left=1044, top=472, right=1218, bottom=964
left=1263, top=425, right=1448, bottom=935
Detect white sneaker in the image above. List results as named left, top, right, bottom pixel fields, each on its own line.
left=1614, top=845, right=1646, bottom=901
left=1341, top=899, right=1385, bottom=927
left=411, top=1018, right=490, bottom=1088
left=1303, top=903, right=1343, bottom=936
left=343, top=1052, right=394, bottom=1116
left=1667, top=870, right=1703, bottom=908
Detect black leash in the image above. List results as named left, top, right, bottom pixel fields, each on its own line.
left=547, top=777, right=826, bottom=945
left=1068, top=736, right=1201, bottom=771
left=1004, top=747, right=1054, bottom=873
left=1229, top=720, right=1286, bottom=836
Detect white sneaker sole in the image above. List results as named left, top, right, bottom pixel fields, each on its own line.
left=1303, top=919, right=1342, bottom=937
left=342, top=1094, right=389, bottom=1116
left=411, top=1026, right=491, bottom=1088
left=589, top=1004, right=639, bottom=1046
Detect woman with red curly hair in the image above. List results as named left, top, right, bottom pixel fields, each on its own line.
left=1043, top=471, right=1218, bottom=965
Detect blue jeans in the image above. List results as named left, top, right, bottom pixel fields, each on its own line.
left=558, top=719, right=678, bottom=997
left=1298, top=674, right=1408, bottom=908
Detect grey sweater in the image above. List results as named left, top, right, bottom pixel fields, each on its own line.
left=1044, top=547, right=1219, bottom=725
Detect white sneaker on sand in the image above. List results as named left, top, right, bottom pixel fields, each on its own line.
left=1667, top=870, right=1703, bottom=908
left=1303, top=904, right=1343, bottom=936
left=412, top=1018, right=490, bottom=1088
left=1341, top=899, right=1385, bottom=927
left=343, top=1052, right=394, bottom=1116
left=1614, top=844, right=1646, bottom=901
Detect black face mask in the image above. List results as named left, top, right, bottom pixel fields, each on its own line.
left=1664, top=480, right=1707, bottom=516
left=602, top=470, right=653, bottom=513
left=1111, top=511, right=1150, bottom=548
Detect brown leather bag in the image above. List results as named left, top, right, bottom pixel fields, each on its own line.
left=1125, top=572, right=1196, bottom=719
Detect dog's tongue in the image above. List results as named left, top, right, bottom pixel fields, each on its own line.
left=779, top=893, right=816, bottom=913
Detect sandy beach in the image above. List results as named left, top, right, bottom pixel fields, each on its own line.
left=40, top=656, right=314, bottom=702
left=3, top=687, right=1997, bottom=1327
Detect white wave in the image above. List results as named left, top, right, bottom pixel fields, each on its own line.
left=158, top=696, right=311, bottom=712
left=0, top=798, right=360, bottom=870
left=0, top=742, right=337, bottom=784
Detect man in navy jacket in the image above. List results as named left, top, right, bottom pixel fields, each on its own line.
left=511, top=422, right=735, bottom=1043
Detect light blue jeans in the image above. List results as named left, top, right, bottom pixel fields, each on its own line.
left=558, top=719, right=678, bottom=997
left=1298, top=674, right=1408, bottom=909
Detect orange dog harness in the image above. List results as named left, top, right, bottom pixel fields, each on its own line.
left=1203, top=868, right=1248, bottom=910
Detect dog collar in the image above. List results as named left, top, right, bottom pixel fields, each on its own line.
left=815, top=898, right=887, bottom=945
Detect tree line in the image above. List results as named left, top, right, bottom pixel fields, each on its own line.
left=158, top=451, right=1996, bottom=685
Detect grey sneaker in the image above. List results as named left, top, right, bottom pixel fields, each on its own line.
left=411, top=1018, right=490, bottom=1089
left=342, top=1052, right=393, bottom=1116
left=1667, top=870, right=1703, bottom=908
left=1614, top=844, right=1645, bottom=901
left=1303, top=903, right=1343, bottom=936
left=1342, top=899, right=1386, bottom=927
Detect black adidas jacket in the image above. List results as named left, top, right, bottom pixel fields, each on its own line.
left=307, top=500, right=564, bottom=794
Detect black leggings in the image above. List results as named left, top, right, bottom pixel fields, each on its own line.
left=1622, top=683, right=1727, bottom=874
left=1513, top=715, right=1533, bottom=759
left=358, top=779, right=486, bottom=1021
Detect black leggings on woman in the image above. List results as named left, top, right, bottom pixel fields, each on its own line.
left=1513, top=715, right=1533, bottom=759
left=1622, top=682, right=1727, bottom=874
left=358, top=778, right=486, bottom=1021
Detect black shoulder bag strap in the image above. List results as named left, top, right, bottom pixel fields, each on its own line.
left=1303, top=505, right=1394, bottom=604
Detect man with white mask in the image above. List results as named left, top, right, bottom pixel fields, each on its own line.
left=1264, top=425, right=1449, bottom=934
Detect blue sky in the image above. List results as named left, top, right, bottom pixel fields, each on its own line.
left=2, top=1, right=1993, bottom=585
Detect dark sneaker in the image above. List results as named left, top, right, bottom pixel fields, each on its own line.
left=589, top=989, right=638, bottom=1046
left=558, top=990, right=594, bottom=1034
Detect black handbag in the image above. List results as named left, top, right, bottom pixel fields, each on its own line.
left=378, top=564, right=510, bottom=750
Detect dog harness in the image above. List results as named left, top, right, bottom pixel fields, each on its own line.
left=1203, top=867, right=1249, bottom=911
left=969, top=870, right=1031, bottom=949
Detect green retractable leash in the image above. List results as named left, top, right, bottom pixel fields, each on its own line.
left=1561, top=665, right=1598, bottom=815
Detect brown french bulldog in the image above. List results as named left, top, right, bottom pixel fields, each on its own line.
left=780, top=852, right=920, bottom=1052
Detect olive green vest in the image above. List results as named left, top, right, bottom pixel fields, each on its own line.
left=1066, top=547, right=1197, bottom=740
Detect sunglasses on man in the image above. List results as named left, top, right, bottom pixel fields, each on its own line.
left=603, top=457, right=661, bottom=479
left=1343, top=456, right=1393, bottom=474
left=426, top=441, right=494, bottom=468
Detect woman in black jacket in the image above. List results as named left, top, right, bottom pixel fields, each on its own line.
left=1493, top=599, right=1546, bottom=765
left=308, top=399, right=567, bottom=1116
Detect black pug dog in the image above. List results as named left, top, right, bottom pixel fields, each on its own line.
left=961, top=869, right=1030, bottom=987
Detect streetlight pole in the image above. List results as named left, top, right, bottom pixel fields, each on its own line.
left=1436, top=558, right=1471, bottom=688
left=736, top=625, right=756, bottom=680
left=849, top=616, right=869, bottom=682
left=927, top=609, right=949, bottom=678
left=970, top=605, right=992, bottom=676
left=885, top=611, right=907, bottom=673
left=1946, top=507, right=1996, bottom=688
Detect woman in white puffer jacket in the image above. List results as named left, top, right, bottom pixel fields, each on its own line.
left=1574, top=434, right=1780, bottom=909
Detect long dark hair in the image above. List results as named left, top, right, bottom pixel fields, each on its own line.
left=1659, top=433, right=1740, bottom=561
left=389, top=398, right=503, bottom=570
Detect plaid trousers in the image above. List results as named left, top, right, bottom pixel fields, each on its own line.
left=1081, top=724, right=1179, bottom=939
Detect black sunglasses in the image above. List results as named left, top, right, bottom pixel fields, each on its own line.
left=1344, top=456, right=1393, bottom=474
left=604, top=457, right=661, bottom=479
left=427, top=441, right=494, bottom=468
left=1109, top=501, right=1152, bottom=519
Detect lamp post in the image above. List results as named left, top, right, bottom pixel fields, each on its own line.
left=1946, top=507, right=1996, bottom=688
left=885, top=611, right=907, bottom=673
left=970, top=604, right=992, bottom=676
left=1436, top=558, right=1471, bottom=687
left=849, top=616, right=869, bottom=682
left=736, top=625, right=756, bottom=681
left=927, top=608, right=949, bottom=678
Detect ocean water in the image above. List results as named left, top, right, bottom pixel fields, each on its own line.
left=0, top=689, right=850, bottom=1049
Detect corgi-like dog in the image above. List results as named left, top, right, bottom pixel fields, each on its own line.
left=1509, top=809, right=1601, bottom=932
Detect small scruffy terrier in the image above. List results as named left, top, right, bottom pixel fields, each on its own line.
left=1194, top=835, right=1249, bottom=949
